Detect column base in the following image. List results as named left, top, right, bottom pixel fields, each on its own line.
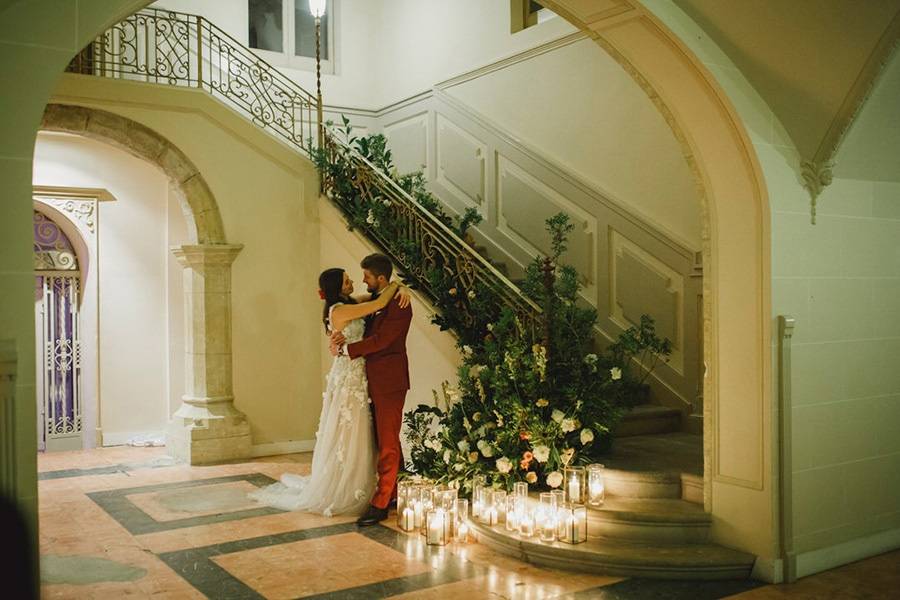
left=165, top=397, right=251, bottom=465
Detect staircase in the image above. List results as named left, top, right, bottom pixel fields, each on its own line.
left=65, top=7, right=749, bottom=579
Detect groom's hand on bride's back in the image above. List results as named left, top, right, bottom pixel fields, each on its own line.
left=395, top=287, right=411, bottom=309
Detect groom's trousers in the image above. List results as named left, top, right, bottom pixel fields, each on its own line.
left=371, top=389, right=406, bottom=510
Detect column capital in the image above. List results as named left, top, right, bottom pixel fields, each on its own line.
left=172, top=244, right=243, bottom=268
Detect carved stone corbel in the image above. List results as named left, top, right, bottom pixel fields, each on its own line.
left=800, top=160, right=834, bottom=224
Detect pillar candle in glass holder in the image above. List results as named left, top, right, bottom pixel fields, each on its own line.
left=538, top=493, right=557, bottom=542
left=413, top=486, right=427, bottom=529
left=505, top=494, right=519, bottom=532
left=454, top=499, right=468, bottom=541
left=492, top=490, right=507, bottom=524
left=518, top=509, right=535, bottom=537
left=419, top=486, right=436, bottom=535
left=397, top=481, right=413, bottom=517
left=587, top=463, right=605, bottom=507
left=425, top=508, right=450, bottom=546
left=479, top=489, right=498, bottom=525
left=551, top=489, right=567, bottom=537
left=564, top=466, right=586, bottom=504
left=514, top=481, right=528, bottom=500
left=472, top=475, right=486, bottom=518
left=559, top=503, right=587, bottom=544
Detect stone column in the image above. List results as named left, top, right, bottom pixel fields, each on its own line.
left=166, top=244, right=250, bottom=464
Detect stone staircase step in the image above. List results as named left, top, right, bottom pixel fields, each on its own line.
left=472, top=521, right=755, bottom=580
left=602, top=467, right=682, bottom=499
left=616, top=403, right=682, bottom=437
left=587, top=497, right=710, bottom=544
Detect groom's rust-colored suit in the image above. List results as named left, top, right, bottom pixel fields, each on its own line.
left=346, top=295, right=412, bottom=510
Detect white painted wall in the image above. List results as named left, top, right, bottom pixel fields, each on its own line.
left=32, top=132, right=186, bottom=444
left=371, top=0, right=576, bottom=106
left=443, top=37, right=702, bottom=249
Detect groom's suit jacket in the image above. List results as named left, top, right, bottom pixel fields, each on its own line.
left=346, top=294, right=412, bottom=397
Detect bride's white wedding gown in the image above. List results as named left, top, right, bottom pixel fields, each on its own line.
left=249, top=306, right=376, bottom=516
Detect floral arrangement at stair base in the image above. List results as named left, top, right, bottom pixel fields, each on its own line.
left=403, top=215, right=672, bottom=492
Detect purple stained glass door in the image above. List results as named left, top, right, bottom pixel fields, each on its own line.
left=34, top=210, right=83, bottom=452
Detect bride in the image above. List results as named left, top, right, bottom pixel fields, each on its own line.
left=249, top=267, right=408, bottom=516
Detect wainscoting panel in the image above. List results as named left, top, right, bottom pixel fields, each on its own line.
left=382, top=111, right=429, bottom=176
left=435, top=114, right=487, bottom=208
left=497, top=154, right=596, bottom=296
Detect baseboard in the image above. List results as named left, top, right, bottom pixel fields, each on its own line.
left=250, top=439, right=316, bottom=458
left=795, top=526, right=900, bottom=579
left=101, top=430, right=165, bottom=447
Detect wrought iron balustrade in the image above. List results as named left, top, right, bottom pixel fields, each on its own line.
left=67, top=7, right=541, bottom=336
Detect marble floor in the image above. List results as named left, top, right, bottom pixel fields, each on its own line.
left=35, top=446, right=899, bottom=599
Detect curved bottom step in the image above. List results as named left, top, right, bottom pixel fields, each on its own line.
left=472, top=521, right=755, bottom=580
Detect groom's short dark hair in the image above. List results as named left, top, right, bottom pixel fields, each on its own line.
left=361, top=253, right=393, bottom=280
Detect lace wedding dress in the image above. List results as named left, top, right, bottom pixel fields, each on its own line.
left=249, top=305, right=376, bottom=516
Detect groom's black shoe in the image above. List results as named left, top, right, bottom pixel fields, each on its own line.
left=357, top=505, right=389, bottom=526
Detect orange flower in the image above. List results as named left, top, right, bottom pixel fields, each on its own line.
left=519, top=431, right=531, bottom=441
left=522, top=451, right=533, bottom=461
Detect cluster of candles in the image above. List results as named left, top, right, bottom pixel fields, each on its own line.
left=397, top=478, right=470, bottom=546
left=396, top=464, right=605, bottom=546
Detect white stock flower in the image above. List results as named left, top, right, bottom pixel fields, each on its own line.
left=532, top=445, right=550, bottom=463
left=610, top=367, right=623, bottom=380
left=443, top=450, right=452, bottom=463
left=546, top=471, right=563, bottom=488
left=496, top=457, right=513, bottom=474
left=561, top=418, right=577, bottom=433
left=551, top=409, right=565, bottom=423
left=580, top=428, right=594, bottom=445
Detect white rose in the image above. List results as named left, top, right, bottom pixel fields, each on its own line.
left=532, top=445, right=550, bottom=463
left=496, top=457, right=512, bottom=474
left=462, top=345, right=473, bottom=357
left=457, top=440, right=470, bottom=453
left=468, top=289, right=476, bottom=299
left=583, top=353, right=598, bottom=365
left=552, top=409, right=565, bottom=423
left=580, top=428, right=594, bottom=445
left=610, top=367, right=622, bottom=380
left=453, top=463, right=464, bottom=472
left=525, top=472, right=538, bottom=484
left=561, top=418, right=577, bottom=433
left=546, top=471, right=563, bottom=488
left=481, top=445, right=494, bottom=458
left=487, top=323, right=494, bottom=331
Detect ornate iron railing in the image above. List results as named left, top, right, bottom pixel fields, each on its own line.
left=67, top=8, right=318, bottom=154
left=321, top=132, right=541, bottom=333
left=67, top=7, right=540, bottom=334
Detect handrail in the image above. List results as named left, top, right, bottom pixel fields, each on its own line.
left=67, top=7, right=542, bottom=334
left=323, top=132, right=542, bottom=322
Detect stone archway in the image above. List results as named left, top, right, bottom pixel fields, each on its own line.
left=541, top=0, right=774, bottom=566
left=40, top=104, right=251, bottom=465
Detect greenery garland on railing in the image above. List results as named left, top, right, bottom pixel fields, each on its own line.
left=313, top=118, right=672, bottom=492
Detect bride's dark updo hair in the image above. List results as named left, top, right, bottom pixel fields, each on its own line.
left=319, top=268, right=356, bottom=331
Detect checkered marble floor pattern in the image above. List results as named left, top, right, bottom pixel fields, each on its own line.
left=38, top=447, right=899, bottom=599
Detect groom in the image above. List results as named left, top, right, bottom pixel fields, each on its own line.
left=330, top=253, right=412, bottom=526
